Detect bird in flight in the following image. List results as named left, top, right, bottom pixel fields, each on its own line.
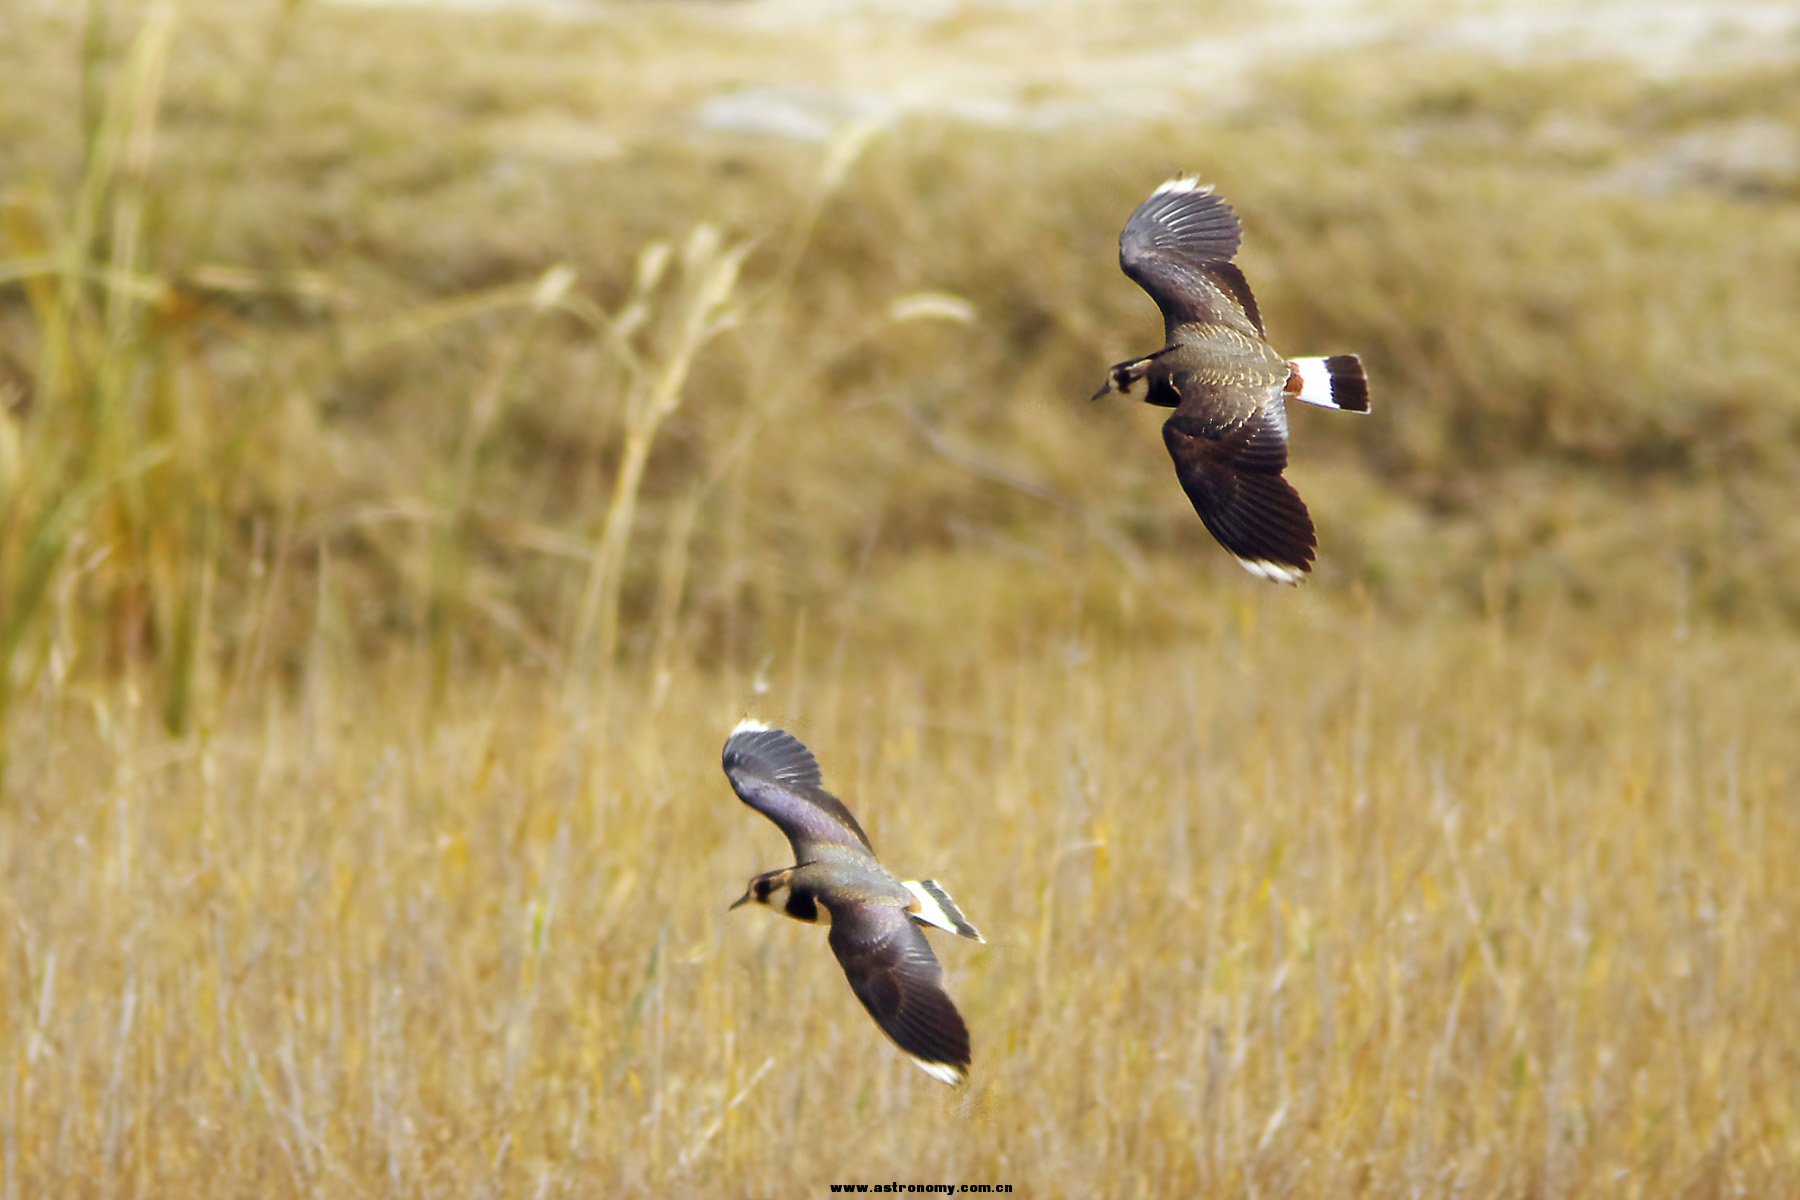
left=1092, top=177, right=1369, bottom=583
left=722, top=720, right=984, bottom=1086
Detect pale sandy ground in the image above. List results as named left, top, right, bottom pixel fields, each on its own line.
left=690, top=0, right=1800, bottom=135
left=327, top=0, right=1800, bottom=126
left=319, top=0, right=1800, bottom=190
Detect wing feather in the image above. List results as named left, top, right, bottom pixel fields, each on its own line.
left=1118, top=181, right=1262, bottom=337
left=827, top=901, right=972, bottom=1085
left=722, top=724, right=875, bottom=860
left=1162, top=403, right=1316, bottom=582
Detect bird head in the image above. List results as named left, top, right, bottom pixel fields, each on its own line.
left=1092, top=359, right=1148, bottom=402
left=729, top=868, right=790, bottom=912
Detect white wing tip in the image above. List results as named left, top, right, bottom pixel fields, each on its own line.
left=1236, top=558, right=1308, bottom=585
left=731, top=717, right=772, bottom=735
left=1152, top=175, right=1211, bottom=196
left=910, top=1057, right=968, bottom=1087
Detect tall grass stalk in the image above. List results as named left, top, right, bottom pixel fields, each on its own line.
left=566, top=228, right=748, bottom=696
left=712, top=122, right=881, bottom=657
left=424, top=263, right=577, bottom=705
left=0, top=4, right=182, bottom=777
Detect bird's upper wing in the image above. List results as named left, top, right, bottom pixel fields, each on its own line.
left=1162, top=394, right=1316, bottom=584
left=722, top=723, right=876, bottom=861
left=827, top=899, right=972, bottom=1086
left=1119, top=180, right=1265, bottom=340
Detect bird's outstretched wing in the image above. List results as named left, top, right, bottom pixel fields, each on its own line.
left=1119, top=178, right=1264, bottom=338
left=722, top=722, right=875, bottom=861
left=1162, top=401, right=1315, bottom=584
left=827, top=899, right=972, bottom=1086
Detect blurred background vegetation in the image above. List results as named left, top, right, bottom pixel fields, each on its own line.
left=5, top=0, right=1798, bottom=746
left=2, top=0, right=1797, bottom=1195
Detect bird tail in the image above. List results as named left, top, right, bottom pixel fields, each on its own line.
left=1286, top=355, right=1370, bottom=413
left=903, top=880, right=985, bottom=942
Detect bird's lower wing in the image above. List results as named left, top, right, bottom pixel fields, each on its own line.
left=1162, top=409, right=1316, bottom=584
left=827, top=902, right=972, bottom=1086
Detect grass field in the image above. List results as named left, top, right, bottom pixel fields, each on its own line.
left=3, top=0, right=1800, bottom=1195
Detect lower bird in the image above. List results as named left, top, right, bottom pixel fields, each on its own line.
left=1092, top=176, right=1371, bottom=583
left=722, top=720, right=983, bottom=1086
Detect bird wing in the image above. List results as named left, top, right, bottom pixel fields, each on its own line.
left=827, top=899, right=972, bottom=1086
left=1162, top=394, right=1316, bottom=584
left=1119, top=180, right=1265, bottom=340
left=722, top=723, right=876, bottom=861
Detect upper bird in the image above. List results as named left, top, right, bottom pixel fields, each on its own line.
left=1092, top=177, right=1370, bottom=584
left=722, top=720, right=984, bottom=1086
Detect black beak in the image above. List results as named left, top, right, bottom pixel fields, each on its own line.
left=1090, top=380, right=1113, bottom=402
left=728, top=891, right=753, bottom=911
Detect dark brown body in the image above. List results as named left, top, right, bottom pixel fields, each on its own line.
left=1094, top=178, right=1369, bottom=583
left=723, top=722, right=982, bottom=1086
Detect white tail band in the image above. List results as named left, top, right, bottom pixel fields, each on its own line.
left=903, top=880, right=985, bottom=943
left=1289, top=357, right=1340, bottom=409
left=1287, top=355, right=1370, bottom=413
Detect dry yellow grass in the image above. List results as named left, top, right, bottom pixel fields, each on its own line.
left=8, top=587, right=1799, bottom=1196
left=3, top=0, right=1800, bottom=1196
